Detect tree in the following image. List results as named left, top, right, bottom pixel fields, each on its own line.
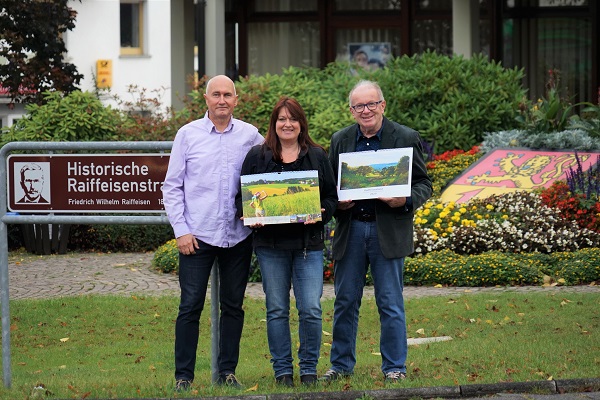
left=0, top=0, right=83, bottom=106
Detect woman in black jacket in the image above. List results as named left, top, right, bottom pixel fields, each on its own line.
left=238, top=97, right=338, bottom=387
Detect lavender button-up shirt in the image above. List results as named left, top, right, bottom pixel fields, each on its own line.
left=162, top=113, right=264, bottom=248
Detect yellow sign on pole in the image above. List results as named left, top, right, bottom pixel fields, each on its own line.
left=96, top=59, right=112, bottom=88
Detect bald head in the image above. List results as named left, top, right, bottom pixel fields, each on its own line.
left=205, top=75, right=237, bottom=96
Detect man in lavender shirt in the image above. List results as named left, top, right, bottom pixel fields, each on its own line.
left=162, top=75, right=264, bottom=391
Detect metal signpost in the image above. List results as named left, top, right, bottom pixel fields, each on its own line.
left=0, top=142, right=220, bottom=388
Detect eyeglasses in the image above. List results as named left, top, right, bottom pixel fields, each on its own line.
left=350, top=100, right=383, bottom=113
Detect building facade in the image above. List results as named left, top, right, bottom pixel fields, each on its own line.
left=1, top=0, right=598, bottom=128
left=220, top=0, right=598, bottom=106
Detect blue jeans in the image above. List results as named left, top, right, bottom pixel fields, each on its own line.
left=330, top=220, right=407, bottom=375
left=255, top=247, right=324, bottom=378
left=174, top=236, right=252, bottom=382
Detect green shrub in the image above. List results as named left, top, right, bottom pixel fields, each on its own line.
left=1, top=91, right=122, bottom=144
left=404, top=248, right=600, bottom=287
left=182, top=54, right=525, bottom=153
left=373, top=51, right=525, bottom=153
left=215, top=64, right=356, bottom=149
left=539, top=248, right=600, bottom=285
left=152, top=239, right=179, bottom=273
left=68, top=224, right=174, bottom=252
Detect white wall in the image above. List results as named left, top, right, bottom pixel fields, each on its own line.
left=65, top=0, right=173, bottom=110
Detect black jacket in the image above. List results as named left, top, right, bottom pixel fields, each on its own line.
left=237, top=144, right=338, bottom=250
left=329, top=117, right=433, bottom=259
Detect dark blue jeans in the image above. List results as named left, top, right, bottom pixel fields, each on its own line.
left=174, top=235, right=252, bottom=382
left=330, top=220, right=407, bottom=375
left=255, top=247, right=323, bottom=378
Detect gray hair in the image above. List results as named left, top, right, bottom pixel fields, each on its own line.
left=348, top=80, right=385, bottom=107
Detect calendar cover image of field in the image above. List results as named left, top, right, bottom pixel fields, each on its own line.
left=241, top=170, right=322, bottom=226
left=338, top=147, right=412, bottom=201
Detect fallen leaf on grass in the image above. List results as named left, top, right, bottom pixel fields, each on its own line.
left=60, top=337, right=69, bottom=342
left=245, top=383, right=259, bottom=392
left=322, top=330, right=331, bottom=336
left=416, top=328, right=425, bottom=335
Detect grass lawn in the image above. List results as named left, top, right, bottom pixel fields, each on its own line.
left=2, top=291, right=598, bottom=399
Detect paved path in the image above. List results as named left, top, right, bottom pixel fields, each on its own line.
left=7, top=252, right=600, bottom=300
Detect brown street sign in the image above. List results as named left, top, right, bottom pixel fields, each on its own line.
left=7, top=154, right=169, bottom=213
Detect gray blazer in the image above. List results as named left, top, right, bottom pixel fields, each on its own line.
left=328, top=117, right=433, bottom=259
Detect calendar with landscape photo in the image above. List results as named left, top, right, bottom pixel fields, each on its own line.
left=241, top=170, right=322, bottom=225
left=338, top=148, right=413, bottom=201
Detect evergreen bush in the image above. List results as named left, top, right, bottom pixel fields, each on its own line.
left=182, top=53, right=525, bottom=153
left=1, top=91, right=122, bottom=144
left=68, top=223, right=174, bottom=252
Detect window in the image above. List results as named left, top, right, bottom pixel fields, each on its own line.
left=254, top=0, right=318, bottom=12
left=248, top=21, right=319, bottom=75
left=334, top=0, right=401, bottom=11
left=120, top=0, right=144, bottom=55
left=503, top=16, right=592, bottom=104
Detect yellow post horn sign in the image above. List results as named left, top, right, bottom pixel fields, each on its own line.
left=96, top=59, right=113, bottom=89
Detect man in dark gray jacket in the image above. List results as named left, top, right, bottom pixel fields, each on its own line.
left=321, top=80, right=432, bottom=384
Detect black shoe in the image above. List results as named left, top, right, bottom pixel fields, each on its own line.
left=216, top=373, right=242, bottom=389
left=384, top=371, right=407, bottom=383
left=275, top=374, right=294, bottom=387
left=174, top=379, right=192, bottom=391
left=319, top=369, right=345, bottom=382
left=300, top=374, right=317, bottom=385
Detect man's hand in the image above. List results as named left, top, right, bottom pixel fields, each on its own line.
left=177, top=233, right=199, bottom=255
left=337, top=199, right=355, bottom=210
left=378, top=197, right=407, bottom=208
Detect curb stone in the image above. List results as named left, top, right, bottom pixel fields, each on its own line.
left=178, top=379, right=600, bottom=400
left=102, top=378, right=600, bottom=400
